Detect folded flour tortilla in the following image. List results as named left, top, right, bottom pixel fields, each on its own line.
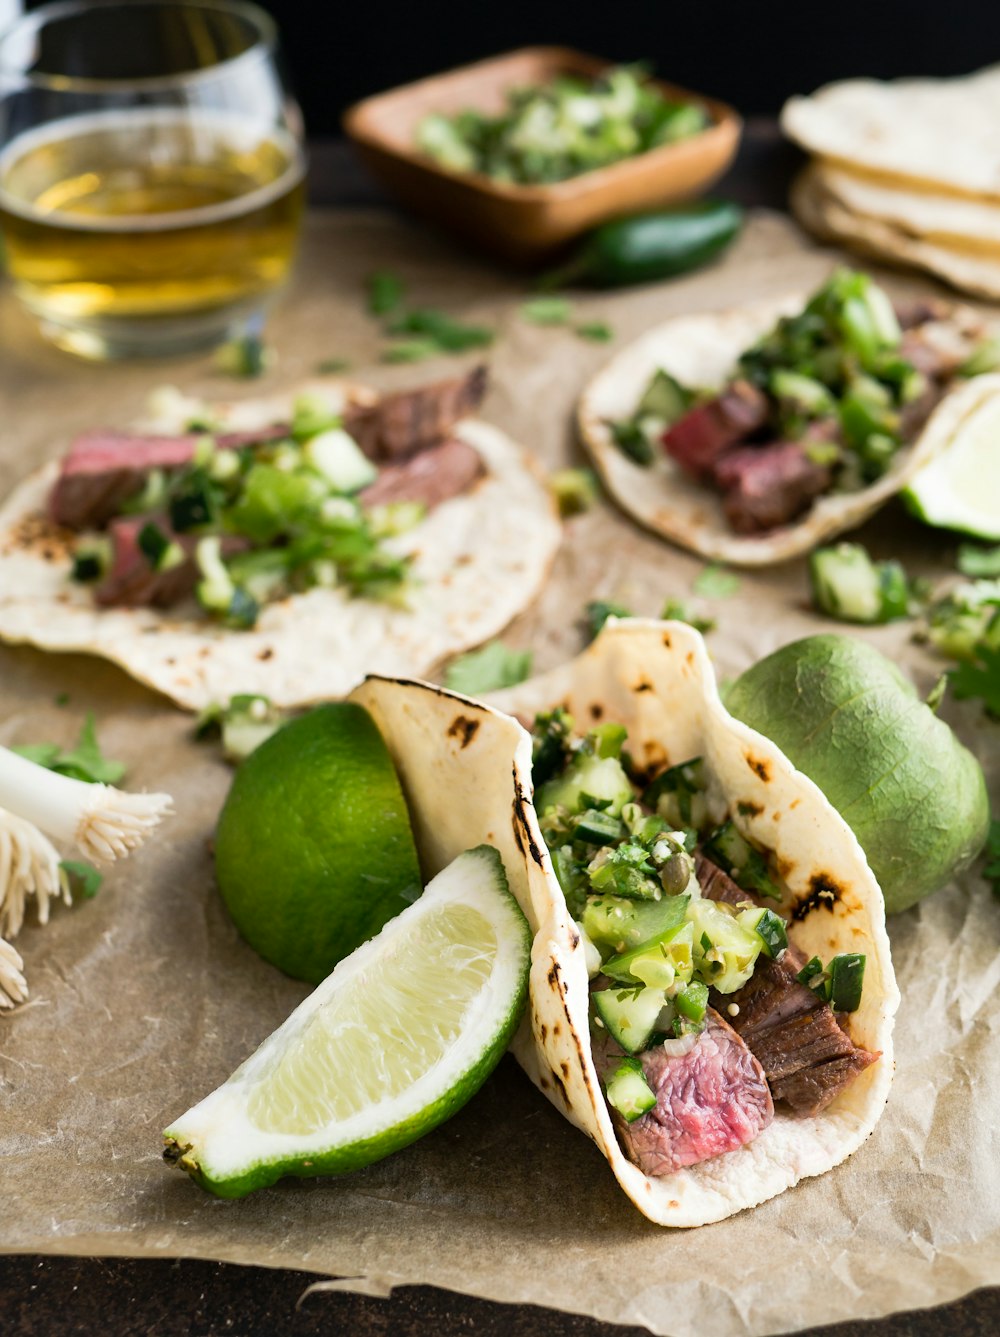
left=0, top=381, right=560, bottom=711
left=356, top=619, right=899, bottom=1226
left=578, top=293, right=999, bottom=564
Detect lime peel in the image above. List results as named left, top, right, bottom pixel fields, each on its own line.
left=164, top=846, right=530, bottom=1198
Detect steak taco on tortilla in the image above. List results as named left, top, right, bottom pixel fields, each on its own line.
left=0, top=367, right=560, bottom=710
left=357, top=620, right=897, bottom=1225
left=579, top=267, right=1000, bottom=564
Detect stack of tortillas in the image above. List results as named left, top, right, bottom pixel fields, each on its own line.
left=782, top=65, right=1000, bottom=299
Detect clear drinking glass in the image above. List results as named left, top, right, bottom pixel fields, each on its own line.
left=0, top=0, right=306, bottom=359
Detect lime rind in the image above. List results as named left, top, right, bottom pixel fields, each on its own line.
left=903, top=390, right=1000, bottom=540
left=164, top=846, right=530, bottom=1198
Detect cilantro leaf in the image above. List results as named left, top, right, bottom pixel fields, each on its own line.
left=575, top=321, right=613, bottom=343
left=661, top=598, right=716, bottom=634
left=949, top=645, right=1000, bottom=718
left=585, top=600, right=632, bottom=641
left=13, top=713, right=126, bottom=785
left=444, top=642, right=532, bottom=695
left=387, top=309, right=494, bottom=352
left=693, top=564, right=741, bottom=599
left=59, top=860, right=103, bottom=899
left=366, top=270, right=405, bottom=317
left=521, top=297, right=572, bottom=326
left=957, top=544, right=1000, bottom=579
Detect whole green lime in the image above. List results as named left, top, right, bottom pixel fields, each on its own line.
left=214, top=703, right=421, bottom=983
left=726, top=634, right=989, bottom=914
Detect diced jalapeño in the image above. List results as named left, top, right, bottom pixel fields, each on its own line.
left=702, top=820, right=782, bottom=901
left=603, top=1056, right=656, bottom=1123
left=828, top=953, right=866, bottom=1013
left=674, top=978, right=709, bottom=1023
left=603, top=920, right=694, bottom=989
left=738, top=906, right=788, bottom=959
left=572, top=809, right=625, bottom=846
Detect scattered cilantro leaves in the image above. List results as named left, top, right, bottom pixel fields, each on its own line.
left=316, top=357, right=352, bottom=375
left=957, top=544, right=1000, bottom=579
left=521, top=297, right=572, bottom=326
left=386, top=309, right=494, bottom=352
left=575, top=321, right=613, bottom=343
left=949, top=645, right=1000, bottom=718
left=59, top=860, right=103, bottom=899
left=661, top=598, right=716, bottom=634
left=444, top=641, right=533, bottom=695
left=12, top=713, right=126, bottom=785
left=585, top=600, right=633, bottom=641
left=693, top=564, right=741, bottom=599
left=366, top=270, right=406, bottom=317
left=381, top=339, right=441, bottom=364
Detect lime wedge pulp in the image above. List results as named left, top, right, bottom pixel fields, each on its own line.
left=164, top=846, right=530, bottom=1198
left=904, top=391, right=1000, bottom=539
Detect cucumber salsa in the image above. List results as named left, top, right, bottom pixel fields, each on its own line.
left=609, top=270, right=994, bottom=536
left=530, top=709, right=876, bottom=1175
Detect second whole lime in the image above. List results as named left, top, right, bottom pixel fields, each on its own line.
left=214, top=702, right=421, bottom=983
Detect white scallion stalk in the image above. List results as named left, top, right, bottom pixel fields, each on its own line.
left=0, top=935, right=28, bottom=1010
left=0, top=745, right=173, bottom=865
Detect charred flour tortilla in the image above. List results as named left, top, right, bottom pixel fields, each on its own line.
left=0, top=382, right=560, bottom=711
left=355, top=621, right=897, bottom=1226
left=578, top=295, right=997, bottom=565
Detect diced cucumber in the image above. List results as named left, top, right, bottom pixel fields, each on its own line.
left=581, top=893, right=688, bottom=955
left=195, top=536, right=236, bottom=612
left=305, top=429, right=377, bottom=494
left=637, top=368, right=691, bottom=424
left=572, top=809, right=626, bottom=845
left=809, top=543, right=912, bottom=625
left=770, top=369, right=835, bottom=416
left=604, top=920, right=694, bottom=989
left=535, top=752, right=633, bottom=819
left=592, top=986, right=665, bottom=1054
left=689, top=898, right=761, bottom=993
left=738, top=906, right=788, bottom=959
left=603, top=1056, right=656, bottom=1123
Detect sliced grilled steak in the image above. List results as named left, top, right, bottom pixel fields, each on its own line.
left=359, top=438, right=485, bottom=511
left=893, top=297, right=951, bottom=330
left=344, top=365, right=489, bottom=462
left=95, top=518, right=248, bottom=609
left=50, top=431, right=198, bottom=530
left=662, top=380, right=770, bottom=480
left=899, top=328, right=963, bottom=383
left=50, top=423, right=292, bottom=531
left=714, top=441, right=832, bottom=535
left=593, top=1010, right=773, bottom=1176
left=697, top=855, right=879, bottom=1116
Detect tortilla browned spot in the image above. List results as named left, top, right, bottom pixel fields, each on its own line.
left=447, top=715, right=480, bottom=749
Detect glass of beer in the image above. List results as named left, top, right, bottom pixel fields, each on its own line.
left=0, top=0, right=306, bottom=359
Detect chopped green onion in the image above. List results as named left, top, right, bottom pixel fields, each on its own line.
left=215, top=332, right=270, bottom=379
left=386, top=308, right=494, bottom=352
left=585, top=599, right=632, bottom=640
left=660, top=598, right=715, bottom=634
left=957, top=545, right=1000, bottom=579
left=693, top=564, right=740, bottom=599
left=381, top=338, right=441, bottom=364
left=59, top=859, right=103, bottom=899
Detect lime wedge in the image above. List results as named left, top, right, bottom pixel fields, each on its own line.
left=904, top=392, right=1000, bottom=539
left=164, top=847, right=530, bottom=1198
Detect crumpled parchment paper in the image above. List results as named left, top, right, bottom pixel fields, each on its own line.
left=1, top=210, right=997, bottom=1337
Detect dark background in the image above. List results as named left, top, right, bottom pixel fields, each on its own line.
left=259, top=0, right=1000, bottom=133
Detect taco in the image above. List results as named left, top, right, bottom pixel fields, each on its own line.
left=358, top=620, right=898, bottom=1226
left=578, top=267, right=1000, bottom=564
left=0, top=367, right=560, bottom=710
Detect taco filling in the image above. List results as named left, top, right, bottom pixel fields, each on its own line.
left=609, top=270, right=991, bottom=535
left=51, top=366, right=488, bottom=628
left=530, top=708, right=878, bottom=1178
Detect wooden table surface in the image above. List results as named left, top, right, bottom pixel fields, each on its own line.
left=3, top=121, right=997, bottom=1337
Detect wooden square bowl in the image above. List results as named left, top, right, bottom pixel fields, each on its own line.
left=343, top=46, right=742, bottom=265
